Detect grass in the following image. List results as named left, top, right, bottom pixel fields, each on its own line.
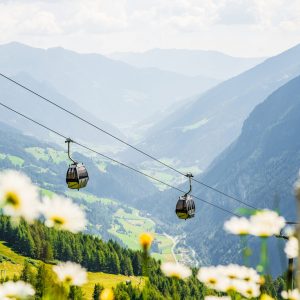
left=40, top=188, right=55, bottom=198
left=25, top=147, right=49, bottom=161
left=83, top=272, right=144, bottom=299
left=0, top=242, right=25, bottom=280
left=25, top=147, right=67, bottom=164
left=109, top=208, right=175, bottom=262
left=0, top=241, right=144, bottom=299
left=7, top=155, right=24, bottom=167
left=65, top=191, right=118, bottom=205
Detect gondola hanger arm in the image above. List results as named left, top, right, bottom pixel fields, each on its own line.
left=65, top=138, right=77, bottom=164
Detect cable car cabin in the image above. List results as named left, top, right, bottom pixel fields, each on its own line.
left=175, top=195, right=195, bottom=220
left=66, top=163, right=89, bottom=190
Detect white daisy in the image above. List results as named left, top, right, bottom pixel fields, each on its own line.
left=249, top=210, right=285, bottom=237
left=224, top=217, right=251, bottom=235
left=282, top=289, right=300, bottom=300
left=41, top=196, right=87, bottom=233
left=0, top=170, right=40, bottom=223
left=0, top=280, right=35, bottom=299
left=284, top=237, right=299, bottom=259
left=239, top=281, right=261, bottom=299
left=239, top=266, right=261, bottom=283
left=160, top=262, right=192, bottom=279
left=197, top=266, right=222, bottom=289
left=53, top=261, right=87, bottom=286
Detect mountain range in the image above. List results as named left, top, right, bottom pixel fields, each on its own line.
left=111, top=48, right=265, bottom=80
left=0, top=42, right=219, bottom=134
left=139, top=74, right=300, bottom=275
left=127, top=43, right=300, bottom=171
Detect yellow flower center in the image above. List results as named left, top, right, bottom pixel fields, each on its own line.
left=228, top=274, right=237, bottom=279
left=170, top=272, right=181, bottom=279
left=246, top=289, right=253, bottom=296
left=208, top=278, right=217, bottom=284
left=226, top=286, right=237, bottom=293
left=51, top=216, right=66, bottom=225
left=4, top=191, right=20, bottom=208
left=64, top=275, right=73, bottom=283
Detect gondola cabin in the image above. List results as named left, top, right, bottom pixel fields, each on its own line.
left=175, top=195, right=195, bottom=220
left=66, top=163, right=89, bottom=190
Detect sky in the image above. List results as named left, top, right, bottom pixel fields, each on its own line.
left=0, top=0, right=300, bottom=57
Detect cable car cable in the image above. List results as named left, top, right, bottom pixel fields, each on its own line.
left=0, top=72, right=258, bottom=210
left=0, top=100, right=240, bottom=217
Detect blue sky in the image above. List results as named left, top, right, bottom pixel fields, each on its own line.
left=0, top=0, right=299, bottom=57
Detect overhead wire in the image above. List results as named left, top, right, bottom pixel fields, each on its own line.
left=0, top=72, right=258, bottom=210
left=0, top=100, right=240, bottom=218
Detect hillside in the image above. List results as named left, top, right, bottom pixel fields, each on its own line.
left=186, top=74, right=300, bottom=275
left=0, top=122, right=179, bottom=262
left=0, top=72, right=124, bottom=150
left=0, top=42, right=218, bottom=131
left=0, top=216, right=214, bottom=300
left=0, top=241, right=142, bottom=299
left=111, top=48, right=265, bottom=80
left=126, top=43, right=300, bottom=171
left=135, top=74, right=300, bottom=275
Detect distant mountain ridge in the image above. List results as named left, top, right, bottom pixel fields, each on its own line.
left=0, top=72, right=124, bottom=149
left=110, top=48, right=265, bottom=80
left=0, top=42, right=219, bottom=132
left=129, top=43, right=300, bottom=170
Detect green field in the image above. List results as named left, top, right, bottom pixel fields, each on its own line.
left=65, top=191, right=117, bottom=205
left=0, top=241, right=144, bottom=299
left=25, top=147, right=67, bottom=164
left=109, top=208, right=175, bottom=262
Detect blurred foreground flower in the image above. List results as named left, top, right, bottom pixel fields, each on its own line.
left=260, top=294, right=275, bottom=300
left=285, top=237, right=299, bottom=259
left=53, top=261, right=87, bottom=286
left=0, top=280, right=35, bottom=299
left=250, top=210, right=285, bottom=237
left=197, top=265, right=261, bottom=298
left=139, top=232, right=153, bottom=251
left=281, top=288, right=300, bottom=300
left=0, top=170, right=40, bottom=223
left=100, top=288, right=114, bottom=300
left=284, top=236, right=299, bottom=258
left=224, top=217, right=251, bottom=235
left=161, top=262, right=191, bottom=279
left=41, top=196, right=87, bottom=233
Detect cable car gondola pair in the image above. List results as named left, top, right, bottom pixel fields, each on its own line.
left=65, top=138, right=89, bottom=190
left=175, top=173, right=195, bottom=220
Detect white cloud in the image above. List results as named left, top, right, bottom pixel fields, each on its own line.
left=0, top=0, right=299, bottom=57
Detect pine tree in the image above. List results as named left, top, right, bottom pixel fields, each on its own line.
left=20, top=260, right=35, bottom=285
left=93, top=283, right=104, bottom=300
left=69, top=286, right=84, bottom=300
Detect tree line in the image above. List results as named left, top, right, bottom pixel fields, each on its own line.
left=0, top=215, right=150, bottom=276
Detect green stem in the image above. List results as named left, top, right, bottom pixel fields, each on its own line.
left=258, top=237, right=268, bottom=274
left=241, top=235, right=251, bottom=266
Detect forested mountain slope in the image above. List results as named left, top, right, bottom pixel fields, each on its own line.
left=186, top=74, right=300, bottom=274
left=136, top=74, right=300, bottom=275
